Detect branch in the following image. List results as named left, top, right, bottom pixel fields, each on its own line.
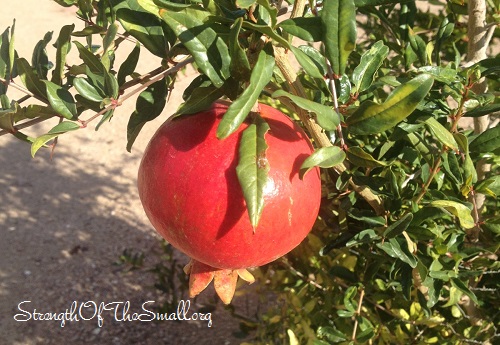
left=274, top=47, right=385, bottom=215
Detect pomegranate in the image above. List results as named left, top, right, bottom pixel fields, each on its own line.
left=138, top=102, right=321, bottom=303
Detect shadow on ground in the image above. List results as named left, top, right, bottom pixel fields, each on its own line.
left=0, top=136, right=259, bottom=345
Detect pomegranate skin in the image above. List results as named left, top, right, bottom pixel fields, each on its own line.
left=138, top=102, right=321, bottom=269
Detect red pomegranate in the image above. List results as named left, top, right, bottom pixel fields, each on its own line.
left=137, top=102, right=321, bottom=303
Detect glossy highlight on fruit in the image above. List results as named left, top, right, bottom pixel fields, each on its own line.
left=138, top=102, right=321, bottom=303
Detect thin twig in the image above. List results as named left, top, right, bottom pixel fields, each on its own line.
left=351, top=288, right=365, bottom=341
left=80, top=57, right=193, bottom=127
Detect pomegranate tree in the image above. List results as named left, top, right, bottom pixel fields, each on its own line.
left=137, top=102, right=321, bottom=303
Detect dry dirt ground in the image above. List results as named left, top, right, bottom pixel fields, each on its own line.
left=0, top=2, right=260, bottom=344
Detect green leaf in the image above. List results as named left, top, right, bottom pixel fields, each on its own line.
left=321, top=0, right=356, bottom=76
left=298, top=45, right=328, bottom=76
left=159, top=7, right=230, bottom=87
left=228, top=18, right=251, bottom=81
left=236, top=115, right=270, bottom=229
left=73, top=77, right=104, bottom=102
left=451, top=278, right=479, bottom=305
left=300, top=146, right=346, bottom=179
left=0, top=102, right=16, bottom=132
left=103, top=23, right=119, bottom=53
left=347, top=74, right=434, bottom=135
left=417, top=66, right=457, bottom=84
left=421, top=116, right=458, bottom=150
left=16, top=58, right=47, bottom=100
left=52, top=24, right=75, bottom=85
left=408, top=27, right=427, bottom=65
left=272, top=90, right=339, bottom=131
left=278, top=17, right=323, bottom=42
left=355, top=0, right=414, bottom=5
left=377, top=238, right=418, bottom=268
left=73, top=41, right=106, bottom=75
left=464, top=103, right=500, bottom=117
left=383, top=213, right=413, bottom=238
left=31, top=121, right=80, bottom=157
left=117, top=42, right=140, bottom=86
left=216, top=48, right=274, bottom=139
left=348, top=209, right=386, bottom=226
left=0, top=22, right=15, bottom=87
left=428, top=200, right=475, bottom=229
left=469, top=125, right=500, bottom=153
left=346, top=229, right=380, bottom=247
left=343, top=286, right=358, bottom=312
left=317, top=326, right=348, bottom=342
left=127, top=79, right=167, bottom=151
left=346, top=146, right=387, bottom=167
left=176, top=82, right=225, bottom=116
left=241, top=21, right=290, bottom=48
left=351, top=40, right=389, bottom=94
left=42, top=81, right=77, bottom=119
left=31, top=31, right=53, bottom=80
left=114, top=2, right=167, bottom=57
left=290, top=46, right=325, bottom=80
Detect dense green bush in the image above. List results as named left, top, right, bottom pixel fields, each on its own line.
left=1, top=0, right=498, bottom=344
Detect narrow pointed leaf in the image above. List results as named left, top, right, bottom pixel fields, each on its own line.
left=236, top=116, right=270, bottom=229
left=217, top=48, right=274, bottom=139
left=52, top=24, right=74, bottom=85
left=74, top=77, right=104, bottom=102
left=352, top=40, right=389, bottom=94
left=42, top=80, right=77, bottom=119
left=421, top=116, right=458, bottom=150
left=176, top=83, right=225, bottom=116
left=469, top=125, right=500, bottom=153
left=241, top=21, right=290, bottom=48
left=159, top=7, right=230, bottom=87
left=31, top=121, right=80, bottom=157
left=272, top=90, right=339, bottom=131
left=464, top=103, right=500, bottom=117
left=377, top=238, right=417, bottom=268
left=114, top=4, right=167, bottom=57
left=300, top=146, right=346, bottom=179
left=31, top=31, right=53, bottom=79
left=321, top=0, right=356, bottom=76
left=278, top=17, right=323, bottom=42
left=229, top=18, right=251, bottom=81
left=347, top=74, right=434, bottom=135
left=127, top=79, right=167, bottom=151
left=0, top=30, right=9, bottom=94
left=383, top=213, right=413, bottom=238
left=73, top=41, right=106, bottom=75
left=16, top=58, right=47, bottom=100
left=290, top=46, right=324, bottom=80
left=118, top=42, right=140, bottom=86
left=428, top=200, right=474, bottom=229
left=347, top=146, right=387, bottom=167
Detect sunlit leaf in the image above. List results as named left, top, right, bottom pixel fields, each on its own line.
left=300, top=146, right=346, bottom=179
left=42, top=80, right=77, bottom=119
left=236, top=115, right=270, bottom=229
left=52, top=24, right=74, bottom=85
left=352, top=40, right=389, bottom=94
left=347, top=74, right=434, bottom=135
left=159, top=6, right=230, bottom=87
left=217, top=48, right=274, bottom=139
left=321, top=0, right=356, bottom=76
left=428, top=200, right=475, bottom=229
left=31, top=121, right=80, bottom=157
left=272, top=90, right=339, bottom=131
